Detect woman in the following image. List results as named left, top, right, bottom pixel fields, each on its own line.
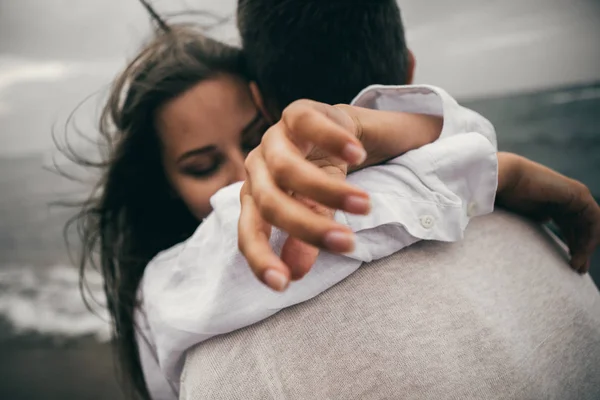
left=63, top=23, right=269, bottom=398
left=64, top=15, right=600, bottom=400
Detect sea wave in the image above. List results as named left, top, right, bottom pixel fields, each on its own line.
left=549, top=87, right=600, bottom=105
left=0, top=264, right=110, bottom=341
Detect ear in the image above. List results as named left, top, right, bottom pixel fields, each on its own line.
left=249, top=81, right=275, bottom=125
left=406, top=49, right=416, bottom=85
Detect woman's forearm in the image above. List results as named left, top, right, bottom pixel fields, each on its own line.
left=496, top=152, right=524, bottom=199
left=336, top=105, right=443, bottom=171
left=496, top=151, right=584, bottom=211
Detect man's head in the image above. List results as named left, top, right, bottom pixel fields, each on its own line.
left=237, top=0, right=415, bottom=117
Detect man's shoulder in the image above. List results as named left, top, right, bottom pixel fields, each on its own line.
left=181, top=211, right=600, bottom=400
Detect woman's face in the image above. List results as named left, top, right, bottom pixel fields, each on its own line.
left=156, top=74, right=262, bottom=221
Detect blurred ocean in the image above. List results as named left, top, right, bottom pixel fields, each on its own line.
left=0, top=81, right=599, bottom=399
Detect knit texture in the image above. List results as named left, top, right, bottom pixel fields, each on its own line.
left=180, top=211, right=600, bottom=400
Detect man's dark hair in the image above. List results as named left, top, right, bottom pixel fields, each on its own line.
left=237, top=0, right=410, bottom=114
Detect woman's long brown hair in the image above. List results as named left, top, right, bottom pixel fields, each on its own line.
left=59, top=11, right=249, bottom=398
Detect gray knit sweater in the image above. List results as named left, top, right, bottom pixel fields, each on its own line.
left=180, top=211, right=600, bottom=400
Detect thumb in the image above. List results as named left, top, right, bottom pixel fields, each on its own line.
left=281, top=237, right=319, bottom=280
left=282, top=193, right=336, bottom=280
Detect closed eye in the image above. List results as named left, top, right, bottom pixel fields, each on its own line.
left=180, top=154, right=224, bottom=179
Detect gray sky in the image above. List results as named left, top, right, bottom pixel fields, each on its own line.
left=0, top=0, right=599, bottom=157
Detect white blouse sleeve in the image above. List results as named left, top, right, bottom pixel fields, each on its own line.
left=342, top=84, right=498, bottom=261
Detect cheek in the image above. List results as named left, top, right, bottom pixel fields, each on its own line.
left=172, top=173, right=231, bottom=220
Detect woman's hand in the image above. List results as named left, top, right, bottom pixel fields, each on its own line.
left=496, top=152, right=600, bottom=273
left=238, top=100, right=369, bottom=291
left=238, top=99, right=444, bottom=291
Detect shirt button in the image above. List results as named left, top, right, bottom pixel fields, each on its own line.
left=420, top=215, right=435, bottom=229
left=467, top=202, right=478, bottom=217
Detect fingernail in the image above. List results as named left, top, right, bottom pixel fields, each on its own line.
left=323, top=230, right=355, bottom=253
left=342, top=143, right=367, bottom=165
left=344, top=195, right=371, bottom=214
left=263, top=269, right=289, bottom=292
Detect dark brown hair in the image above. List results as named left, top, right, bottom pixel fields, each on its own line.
left=61, top=23, right=248, bottom=399
left=237, top=0, right=409, bottom=115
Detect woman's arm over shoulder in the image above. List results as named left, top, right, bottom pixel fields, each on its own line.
left=350, top=84, right=497, bottom=147
left=339, top=85, right=498, bottom=261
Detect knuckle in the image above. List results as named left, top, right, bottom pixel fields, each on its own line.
left=244, top=149, right=260, bottom=174
left=281, top=103, right=297, bottom=124
left=285, top=104, right=313, bottom=133
left=254, top=190, right=277, bottom=222
left=571, top=181, right=592, bottom=203
left=262, top=125, right=275, bottom=143
left=269, top=152, right=290, bottom=178
left=286, top=99, right=309, bottom=114
left=243, top=158, right=251, bottom=176
left=579, top=182, right=592, bottom=198
left=245, top=148, right=257, bottom=167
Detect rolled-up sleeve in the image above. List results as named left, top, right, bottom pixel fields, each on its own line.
left=338, top=85, right=498, bottom=262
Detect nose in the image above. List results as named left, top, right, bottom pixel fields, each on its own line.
left=228, top=149, right=247, bottom=184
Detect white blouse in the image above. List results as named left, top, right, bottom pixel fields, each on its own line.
left=136, top=85, right=499, bottom=399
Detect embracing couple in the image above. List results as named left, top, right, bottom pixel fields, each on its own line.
left=68, top=1, right=600, bottom=399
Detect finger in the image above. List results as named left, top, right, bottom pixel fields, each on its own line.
left=582, top=260, right=591, bottom=274
left=569, top=198, right=600, bottom=273
left=281, top=236, right=319, bottom=281
left=261, top=125, right=370, bottom=214
left=570, top=253, right=589, bottom=274
left=281, top=194, right=335, bottom=280
left=247, top=150, right=355, bottom=253
left=562, top=222, right=597, bottom=274
left=569, top=228, right=599, bottom=274
left=556, top=218, right=587, bottom=273
left=282, top=100, right=366, bottom=165
left=238, top=188, right=290, bottom=292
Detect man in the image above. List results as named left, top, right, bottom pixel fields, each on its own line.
left=180, top=1, right=600, bottom=398
left=235, top=0, right=598, bottom=282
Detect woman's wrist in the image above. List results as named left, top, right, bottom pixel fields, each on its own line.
left=496, top=152, right=524, bottom=202
left=337, top=105, right=443, bottom=172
